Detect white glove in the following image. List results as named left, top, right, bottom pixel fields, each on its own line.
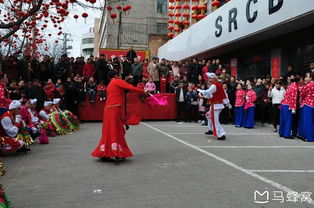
left=292, top=110, right=296, bottom=114
left=227, top=104, right=232, bottom=109
left=15, top=115, right=22, bottom=123
left=31, top=127, right=37, bottom=133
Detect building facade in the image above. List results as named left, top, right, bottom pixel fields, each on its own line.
left=159, top=0, right=314, bottom=79
left=80, top=27, right=94, bottom=60
left=97, top=0, right=169, bottom=57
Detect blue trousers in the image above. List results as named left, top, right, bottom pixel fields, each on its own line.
left=303, top=105, right=314, bottom=142
left=279, top=104, right=293, bottom=138
left=243, top=106, right=255, bottom=128
left=235, top=106, right=244, bottom=127
left=298, top=107, right=305, bottom=138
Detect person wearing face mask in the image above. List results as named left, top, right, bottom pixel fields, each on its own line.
left=268, top=81, right=286, bottom=132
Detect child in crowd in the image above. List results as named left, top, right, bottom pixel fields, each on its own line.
left=160, top=74, right=168, bottom=93
left=145, top=77, right=156, bottom=94
left=137, top=77, right=146, bottom=102
left=86, top=77, right=97, bottom=103
left=198, top=84, right=206, bottom=124
left=185, top=86, right=198, bottom=123
left=44, top=79, right=55, bottom=101
left=55, top=79, right=62, bottom=89
left=234, top=83, right=246, bottom=127
left=76, top=77, right=86, bottom=104
left=97, top=81, right=107, bottom=102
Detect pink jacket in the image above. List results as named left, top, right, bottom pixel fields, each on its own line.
left=281, top=82, right=298, bottom=110
left=300, top=81, right=314, bottom=107
left=244, top=89, right=256, bottom=109
left=235, top=89, right=246, bottom=107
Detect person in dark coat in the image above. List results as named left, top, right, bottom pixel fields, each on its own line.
left=27, top=79, right=46, bottom=111
left=122, top=56, right=131, bottom=80
left=64, top=79, right=79, bottom=117
left=96, top=54, right=109, bottom=84
left=175, top=82, right=187, bottom=122
left=126, top=46, right=137, bottom=63
left=55, top=54, right=70, bottom=81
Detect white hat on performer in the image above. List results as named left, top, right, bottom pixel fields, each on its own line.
left=53, top=98, right=61, bottom=105
left=9, top=100, right=22, bottom=110
left=30, top=99, right=37, bottom=105
left=44, top=101, right=53, bottom=107
left=206, top=72, right=217, bottom=79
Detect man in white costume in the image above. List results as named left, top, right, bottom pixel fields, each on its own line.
left=199, top=73, right=231, bottom=140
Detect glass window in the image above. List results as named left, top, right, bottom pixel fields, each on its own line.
left=82, top=38, right=94, bottom=44
left=157, top=0, right=167, bottom=14
left=156, top=23, right=167, bottom=34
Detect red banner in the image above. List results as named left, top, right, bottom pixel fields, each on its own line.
left=99, top=48, right=149, bottom=61
left=230, top=58, right=237, bottom=77
left=271, top=57, right=280, bottom=79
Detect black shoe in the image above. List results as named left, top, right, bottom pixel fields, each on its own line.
left=125, top=124, right=129, bottom=130
left=284, top=136, right=294, bottom=139
left=205, top=130, right=213, bottom=135
left=217, top=135, right=226, bottom=140
left=17, top=146, right=31, bottom=154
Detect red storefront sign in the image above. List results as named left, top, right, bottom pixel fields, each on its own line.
left=271, top=57, right=280, bottom=79
left=99, top=48, right=150, bottom=61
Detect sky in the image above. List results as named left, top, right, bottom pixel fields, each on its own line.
left=59, top=1, right=103, bottom=57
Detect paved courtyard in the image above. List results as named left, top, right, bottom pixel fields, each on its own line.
left=1, top=121, right=314, bottom=208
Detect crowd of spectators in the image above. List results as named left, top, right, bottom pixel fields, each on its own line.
left=1, top=50, right=313, bottom=128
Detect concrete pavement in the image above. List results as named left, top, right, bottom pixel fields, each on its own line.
left=1, top=121, right=314, bottom=208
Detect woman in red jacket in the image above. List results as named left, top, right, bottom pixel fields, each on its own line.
left=91, top=71, right=148, bottom=161
left=82, top=58, right=95, bottom=79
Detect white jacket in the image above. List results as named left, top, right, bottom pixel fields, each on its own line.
left=268, top=87, right=286, bottom=104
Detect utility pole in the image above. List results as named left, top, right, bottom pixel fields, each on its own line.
left=61, top=33, right=73, bottom=55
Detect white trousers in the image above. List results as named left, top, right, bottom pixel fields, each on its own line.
left=207, top=109, right=225, bottom=138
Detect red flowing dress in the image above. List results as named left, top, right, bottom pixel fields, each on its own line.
left=91, top=78, right=145, bottom=158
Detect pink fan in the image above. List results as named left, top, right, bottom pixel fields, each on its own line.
left=39, top=129, right=49, bottom=144
left=147, top=94, right=168, bottom=107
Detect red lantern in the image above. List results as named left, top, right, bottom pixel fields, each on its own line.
left=182, top=12, right=189, bottom=18
left=168, top=12, right=175, bottom=17
left=107, top=6, right=113, bottom=11
left=169, top=5, right=175, bottom=10
left=174, top=20, right=181, bottom=25
left=167, top=32, right=174, bottom=38
left=55, top=40, right=58, bottom=43
left=116, top=5, right=122, bottom=10
left=199, top=4, right=207, bottom=10
left=82, top=12, right=88, bottom=23
left=169, top=0, right=175, bottom=2
left=167, top=25, right=174, bottom=31
left=174, top=27, right=180, bottom=32
left=73, top=14, right=79, bottom=20
left=211, top=0, right=221, bottom=7
left=175, top=5, right=182, bottom=10
left=183, top=20, right=190, bottom=26
left=191, top=5, right=198, bottom=10
left=174, top=12, right=181, bottom=17
left=183, top=4, right=190, bottom=9
left=89, top=0, right=96, bottom=4
left=168, top=19, right=174, bottom=23
left=110, top=13, right=117, bottom=23
left=198, top=14, right=205, bottom=20
left=191, top=14, right=198, bottom=20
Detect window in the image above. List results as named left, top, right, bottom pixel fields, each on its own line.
left=156, top=23, right=167, bottom=34
left=157, top=0, right=167, bottom=14
left=82, top=38, right=94, bottom=44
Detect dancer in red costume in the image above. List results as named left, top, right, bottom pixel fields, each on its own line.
left=91, top=71, right=147, bottom=161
